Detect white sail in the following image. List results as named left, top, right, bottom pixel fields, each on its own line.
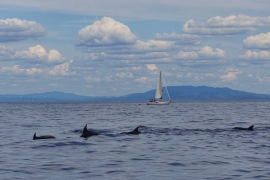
left=147, top=71, right=171, bottom=105
left=155, top=71, right=162, bottom=99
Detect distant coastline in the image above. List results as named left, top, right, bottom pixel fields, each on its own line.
left=1, top=86, right=270, bottom=102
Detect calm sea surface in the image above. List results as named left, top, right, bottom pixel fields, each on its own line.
left=1, top=101, right=270, bottom=179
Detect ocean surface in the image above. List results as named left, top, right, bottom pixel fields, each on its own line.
left=1, top=101, right=270, bottom=179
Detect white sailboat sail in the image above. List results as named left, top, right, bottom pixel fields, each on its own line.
left=155, top=71, right=162, bottom=99
left=147, top=71, right=171, bottom=105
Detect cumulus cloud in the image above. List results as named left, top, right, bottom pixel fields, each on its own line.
left=14, top=45, right=64, bottom=63
left=76, top=17, right=177, bottom=64
left=26, top=68, right=43, bottom=75
left=220, top=69, right=242, bottom=82
left=77, top=17, right=137, bottom=47
left=183, top=15, right=270, bottom=35
left=175, top=46, right=225, bottom=60
left=244, top=32, right=270, bottom=49
left=155, top=33, right=200, bottom=45
left=239, top=50, right=270, bottom=61
left=146, top=64, right=158, bottom=71
left=0, top=18, right=46, bottom=42
left=76, top=17, right=176, bottom=65
left=0, top=65, right=42, bottom=75
left=116, top=72, right=133, bottom=78
left=49, top=60, right=73, bottom=76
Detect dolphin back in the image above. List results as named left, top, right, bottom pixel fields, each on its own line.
left=33, top=133, right=55, bottom=140
left=233, top=125, right=254, bottom=131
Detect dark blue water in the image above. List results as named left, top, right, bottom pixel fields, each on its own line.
left=1, top=101, right=270, bottom=179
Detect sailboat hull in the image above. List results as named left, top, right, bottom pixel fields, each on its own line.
left=147, top=101, right=171, bottom=105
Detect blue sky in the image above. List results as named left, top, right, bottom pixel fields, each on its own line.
left=0, top=0, right=270, bottom=96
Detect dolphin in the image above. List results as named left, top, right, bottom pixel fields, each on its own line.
left=80, top=124, right=99, bottom=138
left=125, top=126, right=147, bottom=134
left=233, top=125, right=254, bottom=131
left=33, top=133, right=55, bottom=140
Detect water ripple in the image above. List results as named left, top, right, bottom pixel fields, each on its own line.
left=1, top=101, right=270, bottom=179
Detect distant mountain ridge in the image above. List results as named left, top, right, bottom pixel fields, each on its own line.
left=1, top=86, right=270, bottom=102
left=107, top=86, right=270, bottom=101
left=0, top=91, right=94, bottom=102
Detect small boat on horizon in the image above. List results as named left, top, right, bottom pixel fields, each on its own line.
left=147, top=71, right=171, bottom=105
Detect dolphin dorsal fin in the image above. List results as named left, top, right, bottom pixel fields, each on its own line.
left=33, top=133, right=36, bottom=140
left=248, top=125, right=254, bottom=130
left=133, top=127, right=140, bottom=132
left=83, top=124, right=88, bottom=132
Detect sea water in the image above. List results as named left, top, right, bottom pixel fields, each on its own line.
left=0, top=101, right=270, bottom=179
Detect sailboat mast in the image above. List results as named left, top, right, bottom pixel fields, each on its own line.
left=154, top=71, right=162, bottom=99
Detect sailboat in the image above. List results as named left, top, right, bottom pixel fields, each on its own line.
left=147, top=71, right=171, bottom=105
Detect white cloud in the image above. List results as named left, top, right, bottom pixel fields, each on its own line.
left=155, top=33, right=200, bottom=45
left=26, top=68, right=42, bottom=75
left=146, top=64, right=158, bottom=71
left=48, top=49, right=62, bottom=62
left=76, top=17, right=176, bottom=65
left=76, top=18, right=176, bottom=65
left=49, top=60, right=73, bottom=76
left=116, top=72, right=133, bottom=78
left=239, top=50, right=270, bottom=60
left=183, top=15, right=270, bottom=35
left=220, top=69, right=242, bottom=82
left=175, top=46, right=225, bottom=60
left=174, top=46, right=226, bottom=67
left=0, top=18, right=46, bottom=42
left=3, top=65, right=24, bottom=74
left=135, top=76, right=148, bottom=83
left=77, top=17, right=137, bottom=47
left=14, top=45, right=64, bottom=63
left=244, top=32, right=270, bottom=49
left=0, top=65, right=42, bottom=75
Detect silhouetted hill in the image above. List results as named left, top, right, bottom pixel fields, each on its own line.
left=1, top=86, right=270, bottom=102
left=107, top=86, right=270, bottom=101
left=167, top=86, right=270, bottom=100
left=0, top=91, right=96, bottom=102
